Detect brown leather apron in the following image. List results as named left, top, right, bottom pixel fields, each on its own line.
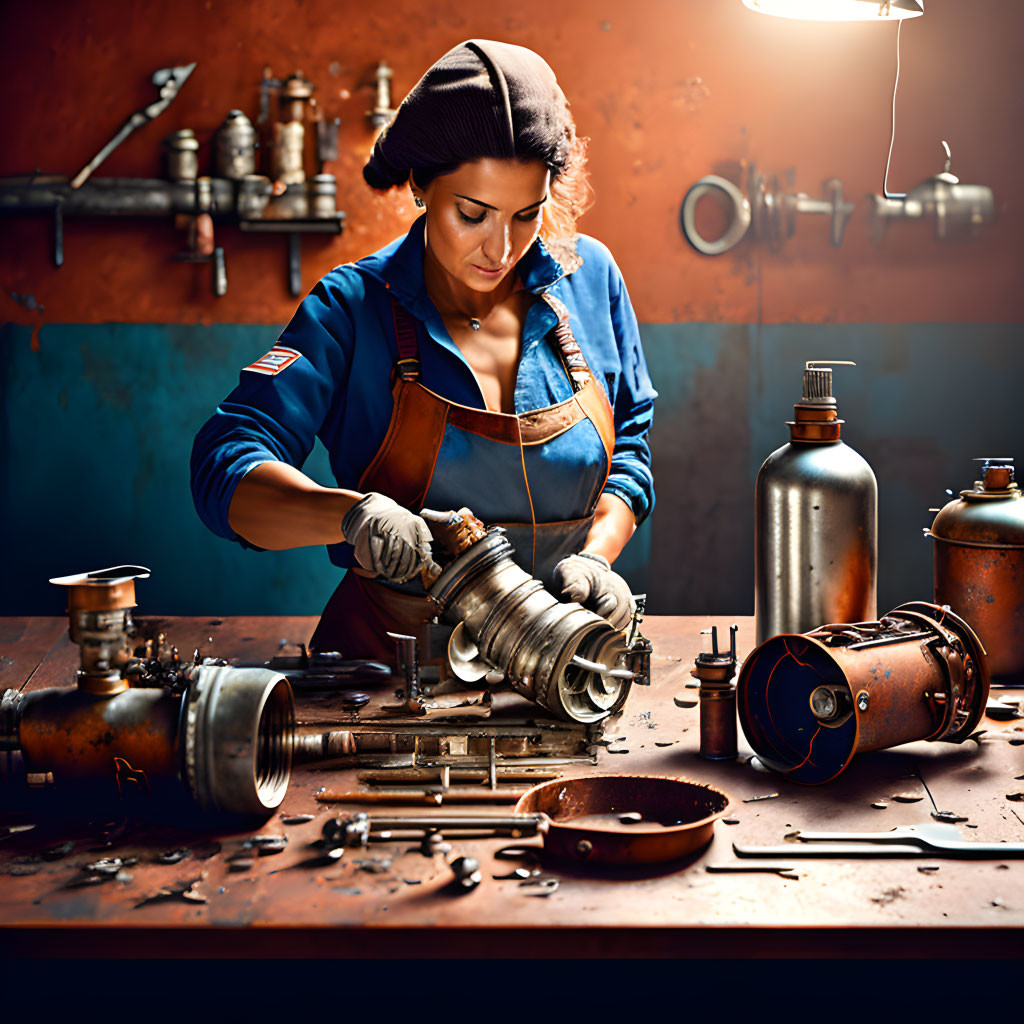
left=310, top=292, right=615, bottom=663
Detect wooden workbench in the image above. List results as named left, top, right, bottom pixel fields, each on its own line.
left=1, top=614, right=1022, bottom=960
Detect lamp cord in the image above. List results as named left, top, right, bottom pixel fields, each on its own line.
left=883, top=18, right=906, bottom=199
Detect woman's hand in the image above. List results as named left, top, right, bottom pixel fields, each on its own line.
left=553, top=551, right=635, bottom=630
left=227, top=464, right=432, bottom=582
left=341, top=493, right=434, bottom=583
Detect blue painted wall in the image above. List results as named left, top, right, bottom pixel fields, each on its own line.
left=2, top=320, right=1021, bottom=622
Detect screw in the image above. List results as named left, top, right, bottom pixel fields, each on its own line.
left=856, top=692, right=870, bottom=713
left=575, top=839, right=593, bottom=858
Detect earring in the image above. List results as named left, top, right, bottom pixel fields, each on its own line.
left=413, top=195, right=425, bottom=208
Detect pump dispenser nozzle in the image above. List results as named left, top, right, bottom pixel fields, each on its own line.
left=789, top=360, right=856, bottom=442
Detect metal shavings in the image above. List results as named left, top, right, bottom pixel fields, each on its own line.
left=1006, top=793, right=1024, bottom=802
left=1, top=824, right=35, bottom=840
left=494, top=867, right=534, bottom=880
left=870, top=886, right=906, bottom=906
left=606, top=746, right=630, bottom=754
left=618, top=811, right=643, bottom=824
left=41, top=841, right=74, bottom=861
left=931, top=810, right=968, bottom=824
left=998, top=863, right=1010, bottom=869
left=332, top=886, right=362, bottom=895
left=353, top=857, right=393, bottom=874
left=872, top=802, right=889, bottom=810
left=684, top=682, right=699, bottom=689
left=64, top=857, right=139, bottom=889
left=892, top=793, right=923, bottom=803
left=228, top=859, right=255, bottom=873
left=245, top=834, right=288, bottom=848
left=992, top=898, right=1006, bottom=908
left=610, top=735, right=626, bottom=742
left=255, top=841, right=287, bottom=856
left=1011, top=808, right=1024, bottom=829
left=673, top=697, right=698, bottom=709
left=281, top=814, right=316, bottom=825
left=402, top=878, right=423, bottom=885
left=722, top=818, right=740, bottom=826
left=917, top=865, right=940, bottom=874
left=654, top=741, right=676, bottom=747
left=134, top=877, right=206, bottom=907
left=706, top=863, right=794, bottom=875
left=743, top=793, right=779, bottom=803
left=520, top=877, right=559, bottom=896
left=156, top=848, right=191, bottom=865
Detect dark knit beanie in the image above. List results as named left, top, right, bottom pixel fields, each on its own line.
left=363, top=40, right=572, bottom=191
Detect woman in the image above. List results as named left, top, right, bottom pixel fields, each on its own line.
left=191, top=40, right=656, bottom=663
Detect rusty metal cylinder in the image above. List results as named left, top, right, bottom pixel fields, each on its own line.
left=737, top=602, right=989, bottom=783
left=928, top=458, right=1024, bottom=683
left=5, top=665, right=294, bottom=817
left=699, top=687, right=738, bottom=760
left=428, top=529, right=632, bottom=723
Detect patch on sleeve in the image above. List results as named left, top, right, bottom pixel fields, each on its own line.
left=242, top=345, right=302, bottom=376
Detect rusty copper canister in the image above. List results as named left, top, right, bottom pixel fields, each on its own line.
left=736, top=602, right=989, bottom=784
left=928, top=458, right=1024, bottom=683
left=692, top=625, right=738, bottom=759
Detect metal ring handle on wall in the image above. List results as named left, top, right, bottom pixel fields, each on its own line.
left=680, top=175, right=752, bottom=256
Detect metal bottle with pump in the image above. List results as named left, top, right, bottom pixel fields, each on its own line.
left=754, top=361, right=877, bottom=644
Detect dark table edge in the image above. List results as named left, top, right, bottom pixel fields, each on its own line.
left=2, top=923, right=1022, bottom=959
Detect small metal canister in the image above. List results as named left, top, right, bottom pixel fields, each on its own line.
left=236, top=174, right=272, bottom=220
left=928, top=458, right=1024, bottom=682
left=163, top=129, right=199, bottom=182
left=309, top=173, right=336, bottom=218
left=215, top=109, right=256, bottom=179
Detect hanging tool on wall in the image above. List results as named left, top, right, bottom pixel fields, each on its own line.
left=70, top=63, right=197, bottom=190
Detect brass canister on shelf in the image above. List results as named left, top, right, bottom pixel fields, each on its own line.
left=163, top=129, right=199, bottom=182
left=309, top=173, right=337, bottom=218
left=927, top=457, right=1024, bottom=682
left=215, top=109, right=257, bottom=179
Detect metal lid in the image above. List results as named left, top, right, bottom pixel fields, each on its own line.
left=928, top=458, right=1024, bottom=548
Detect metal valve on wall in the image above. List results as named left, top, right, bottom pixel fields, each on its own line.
left=680, top=144, right=993, bottom=256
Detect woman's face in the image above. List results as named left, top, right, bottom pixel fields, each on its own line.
left=415, top=157, right=551, bottom=296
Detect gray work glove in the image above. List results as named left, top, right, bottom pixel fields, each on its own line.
left=553, top=552, right=636, bottom=631
left=341, top=492, right=433, bottom=584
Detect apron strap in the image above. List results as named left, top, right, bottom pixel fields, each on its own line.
left=540, top=292, right=592, bottom=393
left=391, top=298, right=422, bottom=382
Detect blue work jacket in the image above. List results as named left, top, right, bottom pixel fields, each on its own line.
left=191, top=216, right=657, bottom=569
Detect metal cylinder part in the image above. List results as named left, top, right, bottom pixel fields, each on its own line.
left=215, top=109, right=256, bottom=179
left=182, top=665, right=293, bottom=816
left=5, top=665, right=294, bottom=818
left=754, top=362, right=877, bottom=644
left=309, top=173, right=336, bottom=218
left=699, top=688, right=738, bottom=760
left=163, top=129, right=199, bottom=183
left=428, top=529, right=632, bottom=723
left=273, top=121, right=305, bottom=185
left=928, top=458, right=1024, bottom=682
left=737, top=602, right=989, bottom=784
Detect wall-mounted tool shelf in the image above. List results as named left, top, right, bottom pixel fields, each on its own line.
left=0, top=174, right=346, bottom=298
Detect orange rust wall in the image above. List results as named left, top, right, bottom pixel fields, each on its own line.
left=1, top=0, right=1020, bottom=327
